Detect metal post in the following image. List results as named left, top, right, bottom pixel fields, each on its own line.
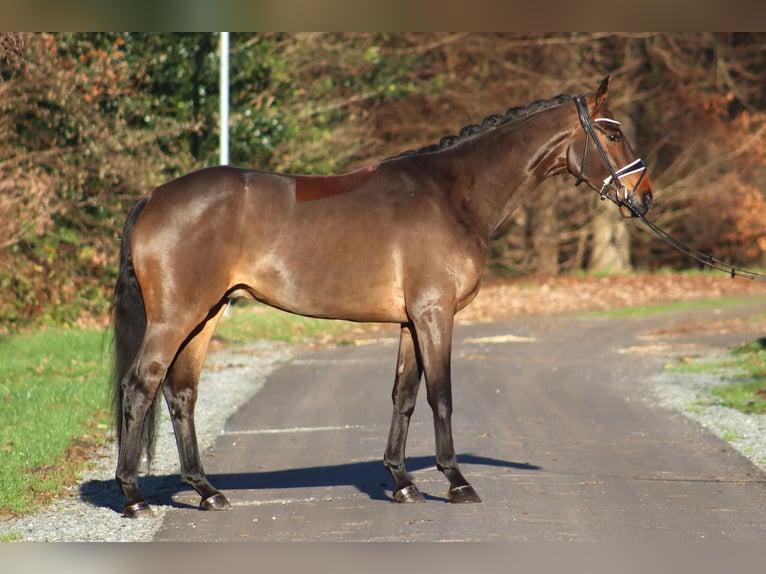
left=219, top=32, right=230, bottom=166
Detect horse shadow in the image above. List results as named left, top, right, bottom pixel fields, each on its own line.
left=80, top=454, right=541, bottom=512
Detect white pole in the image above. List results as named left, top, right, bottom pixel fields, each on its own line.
left=220, top=32, right=232, bottom=317
left=219, top=32, right=230, bottom=166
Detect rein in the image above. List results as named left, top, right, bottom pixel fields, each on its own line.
left=632, top=203, right=766, bottom=282
left=573, top=93, right=766, bottom=283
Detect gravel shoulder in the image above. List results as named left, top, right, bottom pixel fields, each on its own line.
left=654, top=360, right=766, bottom=471
left=2, top=273, right=765, bottom=542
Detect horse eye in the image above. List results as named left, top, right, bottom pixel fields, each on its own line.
left=607, top=133, right=621, bottom=143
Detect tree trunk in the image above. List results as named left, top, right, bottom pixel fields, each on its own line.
left=527, top=179, right=560, bottom=275
left=588, top=206, right=631, bottom=273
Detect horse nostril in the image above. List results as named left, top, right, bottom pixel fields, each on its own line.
left=642, top=190, right=653, bottom=209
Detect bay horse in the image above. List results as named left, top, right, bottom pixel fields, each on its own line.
left=111, top=76, right=653, bottom=517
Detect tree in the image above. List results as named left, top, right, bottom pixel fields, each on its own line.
left=0, top=33, right=194, bottom=326
left=0, top=33, right=23, bottom=69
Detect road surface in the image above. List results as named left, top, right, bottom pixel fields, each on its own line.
left=155, top=301, right=766, bottom=541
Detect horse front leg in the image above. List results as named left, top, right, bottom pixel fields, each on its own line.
left=384, top=324, right=425, bottom=502
left=412, top=304, right=481, bottom=503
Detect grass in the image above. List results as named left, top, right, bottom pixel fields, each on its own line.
left=215, top=301, right=363, bottom=345
left=0, top=531, right=20, bottom=542
left=706, top=338, right=766, bottom=415
left=709, top=381, right=766, bottom=415
left=665, top=357, right=731, bottom=376
left=669, top=337, right=766, bottom=416
left=0, top=327, right=111, bottom=517
left=0, top=302, right=363, bottom=518
left=595, top=296, right=760, bottom=318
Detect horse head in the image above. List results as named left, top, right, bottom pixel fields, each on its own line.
left=567, top=76, right=654, bottom=218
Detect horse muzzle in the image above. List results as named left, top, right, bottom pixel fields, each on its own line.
left=617, top=186, right=653, bottom=218
left=601, top=158, right=653, bottom=218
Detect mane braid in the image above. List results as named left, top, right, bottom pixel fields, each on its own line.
left=391, top=93, right=572, bottom=160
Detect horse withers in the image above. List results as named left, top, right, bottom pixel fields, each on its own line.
left=111, top=77, right=653, bottom=517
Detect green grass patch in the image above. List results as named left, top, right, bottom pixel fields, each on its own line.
left=719, top=427, right=741, bottom=442
left=0, top=327, right=111, bottom=517
left=709, top=381, right=766, bottom=415
left=595, top=296, right=760, bottom=318
left=666, top=358, right=732, bottom=375
left=731, top=338, right=766, bottom=356
left=215, top=301, right=366, bottom=345
left=0, top=531, right=21, bottom=542
left=706, top=338, right=766, bottom=415
left=674, top=337, right=766, bottom=416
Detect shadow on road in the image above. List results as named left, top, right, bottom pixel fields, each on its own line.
left=79, top=453, right=540, bottom=512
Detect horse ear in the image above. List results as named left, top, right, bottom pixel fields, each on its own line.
left=591, top=75, right=610, bottom=111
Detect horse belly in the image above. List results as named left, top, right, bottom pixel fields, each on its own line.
left=244, top=247, right=408, bottom=323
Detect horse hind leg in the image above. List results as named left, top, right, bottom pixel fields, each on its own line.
left=383, top=324, right=426, bottom=503
left=162, top=304, right=231, bottom=511
left=116, top=325, right=184, bottom=518
left=116, top=371, right=160, bottom=518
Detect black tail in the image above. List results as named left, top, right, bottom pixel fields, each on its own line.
left=111, top=196, right=160, bottom=467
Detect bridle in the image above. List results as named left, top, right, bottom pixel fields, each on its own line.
left=572, top=93, right=766, bottom=282
left=573, top=94, right=647, bottom=217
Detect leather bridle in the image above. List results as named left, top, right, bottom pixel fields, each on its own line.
left=573, top=94, right=647, bottom=216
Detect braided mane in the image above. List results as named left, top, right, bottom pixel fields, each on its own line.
left=392, top=93, right=572, bottom=159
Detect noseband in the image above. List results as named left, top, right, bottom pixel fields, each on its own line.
left=573, top=94, right=647, bottom=215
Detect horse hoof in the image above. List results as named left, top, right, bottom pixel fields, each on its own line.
left=122, top=501, right=154, bottom=518
left=448, top=485, right=481, bottom=503
left=200, top=492, right=232, bottom=511
left=393, top=484, right=425, bottom=503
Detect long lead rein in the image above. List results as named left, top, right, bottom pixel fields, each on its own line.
left=635, top=212, right=766, bottom=282
left=600, top=189, right=766, bottom=282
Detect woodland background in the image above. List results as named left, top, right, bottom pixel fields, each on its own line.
left=2, top=32, right=766, bottom=331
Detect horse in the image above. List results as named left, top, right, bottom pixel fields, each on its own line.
left=111, top=76, right=653, bottom=518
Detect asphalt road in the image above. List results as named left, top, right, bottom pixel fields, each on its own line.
left=155, top=302, right=766, bottom=541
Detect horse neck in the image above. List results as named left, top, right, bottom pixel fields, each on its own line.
left=427, top=103, right=576, bottom=240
